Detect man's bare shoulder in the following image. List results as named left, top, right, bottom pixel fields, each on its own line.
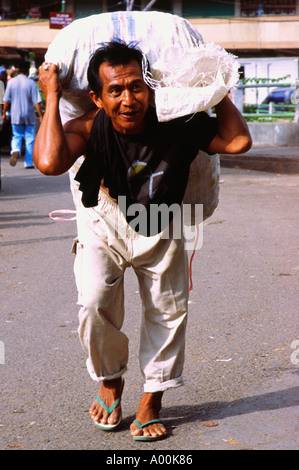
left=63, top=108, right=100, bottom=139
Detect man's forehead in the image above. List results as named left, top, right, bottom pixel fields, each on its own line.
left=99, top=60, right=144, bottom=82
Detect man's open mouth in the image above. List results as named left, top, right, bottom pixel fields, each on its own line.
left=120, top=110, right=139, bottom=118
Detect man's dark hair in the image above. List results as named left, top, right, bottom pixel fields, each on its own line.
left=18, top=61, right=30, bottom=75
left=87, top=40, right=145, bottom=97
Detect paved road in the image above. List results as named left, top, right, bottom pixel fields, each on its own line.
left=0, top=154, right=298, bottom=454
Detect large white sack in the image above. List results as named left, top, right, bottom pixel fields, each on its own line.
left=45, top=10, right=238, bottom=123
left=45, top=10, right=205, bottom=124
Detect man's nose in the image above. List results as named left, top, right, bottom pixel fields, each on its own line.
left=122, top=89, right=134, bottom=105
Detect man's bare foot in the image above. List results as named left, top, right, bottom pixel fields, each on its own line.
left=90, top=377, right=124, bottom=429
left=130, top=392, right=167, bottom=440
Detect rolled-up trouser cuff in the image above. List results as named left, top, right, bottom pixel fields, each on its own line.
left=143, top=376, right=184, bottom=393
left=86, top=357, right=127, bottom=383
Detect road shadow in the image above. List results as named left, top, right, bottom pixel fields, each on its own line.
left=121, top=382, right=299, bottom=432
left=0, top=166, right=70, bottom=198
left=0, top=211, right=51, bottom=230
left=164, top=383, right=299, bottom=427
left=0, top=234, right=74, bottom=247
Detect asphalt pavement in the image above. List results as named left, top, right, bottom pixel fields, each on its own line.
left=0, top=150, right=299, bottom=455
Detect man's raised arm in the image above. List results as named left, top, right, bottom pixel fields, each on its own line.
left=33, top=63, right=88, bottom=176
left=207, top=95, right=252, bottom=155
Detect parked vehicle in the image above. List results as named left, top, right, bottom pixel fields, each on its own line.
left=262, top=86, right=295, bottom=104
left=258, top=86, right=295, bottom=113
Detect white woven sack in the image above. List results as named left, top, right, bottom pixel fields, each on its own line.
left=148, top=43, right=239, bottom=121
left=45, top=11, right=204, bottom=124
left=183, top=151, right=220, bottom=225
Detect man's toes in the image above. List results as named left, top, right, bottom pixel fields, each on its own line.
left=89, top=407, right=97, bottom=420
left=90, top=410, right=100, bottom=422
left=90, top=405, right=104, bottom=423
left=89, top=403, right=98, bottom=418
left=142, top=426, right=153, bottom=437
left=130, top=421, right=167, bottom=438
left=147, top=423, right=166, bottom=437
left=130, top=422, right=143, bottom=436
left=107, top=410, right=121, bottom=425
left=157, top=423, right=167, bottom=435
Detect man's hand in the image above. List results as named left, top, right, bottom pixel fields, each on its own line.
left=38, top=62, right=62, bottom=101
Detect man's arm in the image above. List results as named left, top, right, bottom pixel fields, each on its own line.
left=2, top=101, right=9, bottom=124
left=33, top=63, right=91, bottom=176
left=207, top=95, right=252, bottom=155
left=34, top=102, right=43, bottom=123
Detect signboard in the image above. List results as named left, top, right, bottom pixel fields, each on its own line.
left=49, top=12, right=74, bottom=30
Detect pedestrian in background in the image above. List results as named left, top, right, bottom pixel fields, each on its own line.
left=0, top=65, right=10, bottom=149
left=0, top=67, right=5, bottom=127
left=2, top=61, right=43, bottom=168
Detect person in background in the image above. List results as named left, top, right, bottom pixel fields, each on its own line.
left=2, top=61, right=43, bottom=168
left=0, top=66, right=5, bottom=128
left=0, top=65, right=7, bottom=87
left=0, top=65, right=9, bottom=148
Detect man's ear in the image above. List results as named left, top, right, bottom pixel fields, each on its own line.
left=89, top=90, right=103, bottom=108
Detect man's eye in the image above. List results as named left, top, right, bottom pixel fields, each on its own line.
left=110, top=87, right=121, bottom=95
left=131, top=84, right=142, bottom=92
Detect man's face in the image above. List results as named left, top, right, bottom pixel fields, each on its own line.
left=90, top=60, right=151, bottom=135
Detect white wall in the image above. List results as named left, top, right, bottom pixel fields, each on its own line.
left=238, top=57, right=299, bottom=104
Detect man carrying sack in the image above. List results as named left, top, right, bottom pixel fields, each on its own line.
left=33, top=39, right=251, bottom=441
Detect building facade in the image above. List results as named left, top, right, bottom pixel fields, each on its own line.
left=0, top=0, right=298, bottom=80
left=2, top=1, right=299, bottom=19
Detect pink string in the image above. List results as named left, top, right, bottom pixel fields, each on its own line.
left=49, top=210, right=77, bottom=221
left=189, top=224, right=200, bottom=292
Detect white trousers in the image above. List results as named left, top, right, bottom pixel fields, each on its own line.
left=74, top=190, right=189, bottom=393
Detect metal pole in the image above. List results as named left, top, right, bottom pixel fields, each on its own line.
left=231, top=84, right=244, bottom=114
left=143, top=0, right=158, bottom=11
left=293, top=79, right=299, bottom=123
left=126, top=0, right=134, bottom=10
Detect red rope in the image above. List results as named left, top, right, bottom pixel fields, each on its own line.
left=189, top=224, right=199, bottom=292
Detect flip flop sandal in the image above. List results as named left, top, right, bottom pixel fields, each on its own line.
left=94, top=379, right=124, bottom=431
left=132, top=419, right=166, bottom=441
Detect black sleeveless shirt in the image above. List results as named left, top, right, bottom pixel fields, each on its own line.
left=75, top=107, right=218, bottom=235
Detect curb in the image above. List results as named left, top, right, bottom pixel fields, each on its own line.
left=220, top=148, right=299, bottom=174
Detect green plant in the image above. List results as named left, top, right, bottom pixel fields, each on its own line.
left=241, top=74, right=291, bottom=85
